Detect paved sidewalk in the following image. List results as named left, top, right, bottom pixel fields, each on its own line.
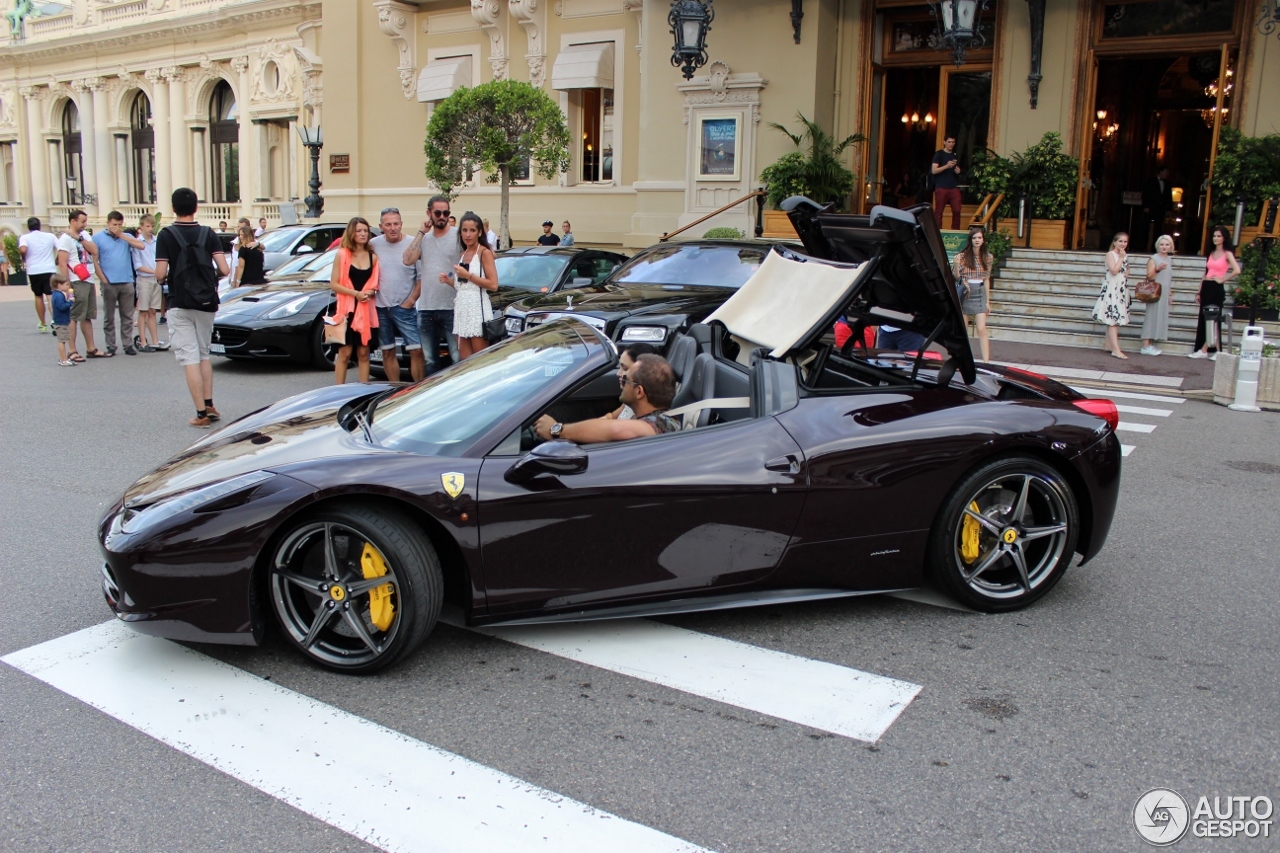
left=982, top=338, right=1217, bottom=393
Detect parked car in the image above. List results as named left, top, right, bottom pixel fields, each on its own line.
left=98, top=200, right=1121, bottom=673
left=502, top=239, right=795, bottom=346
left=258, top=223, right=353, bottom=272
left=492, top=246, right=627, bottom=296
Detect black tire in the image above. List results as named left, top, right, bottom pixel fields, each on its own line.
left=926, top=456, right=1078, bottom=612
left=269, top=503, right=441, bottom=673
left=310, top=317, right=333, bottom=370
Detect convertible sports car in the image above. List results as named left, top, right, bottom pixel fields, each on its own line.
left=99, top=200, right=1122, bottom=673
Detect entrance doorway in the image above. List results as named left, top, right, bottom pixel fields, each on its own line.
left=1085, top=52, right=1234, bottom=255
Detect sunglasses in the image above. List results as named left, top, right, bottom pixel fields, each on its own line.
left=431, top=209, right=451, bottom=217
left=618, top=375, right=641, bottom=388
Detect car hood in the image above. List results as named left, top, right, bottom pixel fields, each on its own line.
left=124, top=384, right=394, bottom=507
left=216, top=282, right=332, bottom=320
left=511, top=283, right=730, bottom=318
left=782, top=198, right=976, bottom=384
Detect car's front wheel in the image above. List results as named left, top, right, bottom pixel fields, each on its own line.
left=926, top=456, right=1078, bottom=612
left=269, top=504, right=441, bottom=672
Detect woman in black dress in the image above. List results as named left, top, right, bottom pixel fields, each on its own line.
left=230, top=225, right=268, bottom=288
left=329, top=217, right=379, bottom=384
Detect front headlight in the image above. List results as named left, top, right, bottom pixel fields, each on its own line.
left=620, top=325, right=667, bottom=343
left=505, top=317, right=524, bottom=335
left=120, top=471, right=276, bottom=534
left=264, top=295, right=311, bottom=319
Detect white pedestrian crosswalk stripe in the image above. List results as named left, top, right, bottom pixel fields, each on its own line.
left=1116, top=421, right=1157, bottom=433
left=458, top=617, right=921, bottom=743
left=1114, top=404, right=1172, bottom=418
left=1121, top=445, right=1136, bottom=457
left=1068, top=385, right=1185, bottom=404
left=996, top=362, right=1184, bottom=388
left=3, top=621, right=711, bottom=853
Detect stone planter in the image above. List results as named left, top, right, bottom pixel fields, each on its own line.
left=1212, top=352, right=1280, bottom=411
left=1029, top=219, right=1069, bottom=250
left=1231, top=305, right=1280, bottom=323
left=7, top=270, right=26, bottom=288
left=762, top=210, right=798, bottom=239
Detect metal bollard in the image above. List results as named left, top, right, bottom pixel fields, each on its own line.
left=1229, top=326, right=1265, bottom=413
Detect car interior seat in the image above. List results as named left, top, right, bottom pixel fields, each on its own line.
left=667, top=334, right=697, bottom=386
left=669, top=352, right=717, bottom=425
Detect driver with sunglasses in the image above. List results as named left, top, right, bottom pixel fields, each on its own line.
left=534, top=354, right=678, bottom=443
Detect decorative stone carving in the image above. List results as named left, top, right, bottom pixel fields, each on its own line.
left=18, top=85, right=44, bottom=102
left=252, top=39, right=299, bottom=103
left=160, top=66, right=185, bottom=85
left=149, top=0, right=170, bottom=10
left=199, top=54, right=214, bottom=70
left=675, top=64, right=768, bottom=224
left=230, top=55, right=250, bottom=75
left=143, top=68, right=164, bottom=85
left=0, top=88, right=17, bottom=130
left=116, top=68, right=138, bottom=88
left=707, top=60, right=729, bottom=101
left=375, top=0, right=418, bottom=99
left=472, top=0, right=508, bottom=80
left=509, top=0, right=545, bottom=86
left=293, top=45, right=324, bottom=109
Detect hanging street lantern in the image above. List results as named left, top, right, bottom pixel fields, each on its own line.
left=669, top=0, right=714, bottom=81
left=927, top=0, right=990, bottom=66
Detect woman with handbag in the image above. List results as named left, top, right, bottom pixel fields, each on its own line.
left=1092, top=231, right=1131, bottom=359
left=953, top=226, right=993, bottom=362
left=1138, top=234, right=1174, bottom=356
left=450, top=211, right=500, bottom=360
left=328, top=217, right=380, bottom=384
left=1188, top=224, right=1240, bottom=360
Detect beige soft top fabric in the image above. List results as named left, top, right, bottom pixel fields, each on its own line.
left=705, top=250, right=867, bottom=358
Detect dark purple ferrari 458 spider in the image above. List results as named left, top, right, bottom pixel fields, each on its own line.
left=99, top=200, right=1121, bottom=672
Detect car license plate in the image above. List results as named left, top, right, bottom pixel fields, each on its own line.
left=210, top=343, right=225, bottom=354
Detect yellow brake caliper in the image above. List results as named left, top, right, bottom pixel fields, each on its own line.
left=360, top=543, right=395, bottom=631
left=960, top=501, right=982, bottom=564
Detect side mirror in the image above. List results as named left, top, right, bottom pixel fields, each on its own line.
left=295, top=245, right=315, bottom=255
left=571, top=276, right=593, bottom=287
left=504, top=440, right=588, bottom=485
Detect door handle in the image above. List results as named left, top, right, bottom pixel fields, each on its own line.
left=765, top=454, right=800, bottom=474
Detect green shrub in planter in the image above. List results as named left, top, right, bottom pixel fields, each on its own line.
left=759, top=113, right=864, bottom=211
left=702, top=227, right=746, bottom=239
left=1234, top=239, right=1280, bottom=312
left=1208, top=127, right=1280, bottom=225
left=968, top=132, right=1078, bottom=221
left=3, top=232, right=23, bottom=274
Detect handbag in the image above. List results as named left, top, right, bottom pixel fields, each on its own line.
left=478, top=284, right=505, bottom=342
left=955, top=281, right=970, bottom=302
left=1135, top=278, right=1162, bottom=303
left=323, top=313, right=348, bottom=345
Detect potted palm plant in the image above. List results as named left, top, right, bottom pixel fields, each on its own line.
left=2, top=231, right=26, bottom=289
left=759, top=113, right=864, bottom=238
left=969, top=132, right=1078, bottom=250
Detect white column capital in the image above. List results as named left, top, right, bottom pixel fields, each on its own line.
left=374, top=0, right=418, bottom=99
left=472, top=0, right=508, bottom=81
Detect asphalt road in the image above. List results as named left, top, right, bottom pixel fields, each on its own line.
left=1, top=290, right=1277, bottom=852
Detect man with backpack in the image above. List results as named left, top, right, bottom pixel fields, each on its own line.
left=154, top=187, right=230, bottom=427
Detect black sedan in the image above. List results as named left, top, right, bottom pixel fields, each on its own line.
left=99, top=200, right=1121, bottom=673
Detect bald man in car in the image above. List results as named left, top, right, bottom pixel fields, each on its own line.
left=534, top=353, right=678, bottom=442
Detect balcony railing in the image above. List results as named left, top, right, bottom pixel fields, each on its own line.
left=17, top=0, right=241, bottom=44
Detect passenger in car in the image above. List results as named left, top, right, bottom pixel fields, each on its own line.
left=602, top=342, right=660, bottom=421
left=534, top=353, right=678, bottom=443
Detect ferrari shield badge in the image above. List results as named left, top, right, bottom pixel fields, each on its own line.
left=441, top=472, right=465, bottom=499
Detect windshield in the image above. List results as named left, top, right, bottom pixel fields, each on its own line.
left=612, top=244, right=768, bottom=289
left=370, top=322, right=597, bottom=456
left=303, top=253, right=337, bottom=282
left=269, top=252, right=322, bottom=278
left=259, top=229, right=304, bottom=253
left=494, top=254, right=570, bottom=292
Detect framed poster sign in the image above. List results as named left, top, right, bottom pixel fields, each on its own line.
left=698, top=115, right=740, bottom=181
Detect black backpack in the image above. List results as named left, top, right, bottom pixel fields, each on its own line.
left=168, top=225, right=220, bottom=310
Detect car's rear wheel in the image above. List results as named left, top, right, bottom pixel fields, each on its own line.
left=310, top=318, right=332, bottom=370
left=269, top=504, right=441, bottom=672
left=926, top=456, right=1078, bottom=612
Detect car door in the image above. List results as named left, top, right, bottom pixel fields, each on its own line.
left=475, top=417, right=808, bottom=617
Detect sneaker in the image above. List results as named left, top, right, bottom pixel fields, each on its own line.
left=139, top=345, right=156, bottom=353
left=51, top=327, right=57, bottom=337
left=1188, top=350, right=1208, bottom=359
left=107, top=346, right=118, bottom=356
left=57, top=359, right=74, bottom=367
left=159, top=316, right=167, bottom=325
left=124, top=346, right=137, bottom=356
left=37, top=323, right=47, bottom=333
left=155, top=341, right=170, bottom=351
left=1209, top=352, right=1218, bottom=361
left=189, top=415, right=212, bottom=428
left=1139, top=346, right=1163, bottom=356
left=205, top=406, right=222, bottom=422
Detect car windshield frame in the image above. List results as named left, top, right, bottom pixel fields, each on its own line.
left=269, top=251, right=325, bottom=278
left=258, top=229, right=304, bottom=253
left=369, top=321, right=606, bottom=457
left=609, top=243, right=770, bottom=289
left=493, top=254, right=572, bottom=292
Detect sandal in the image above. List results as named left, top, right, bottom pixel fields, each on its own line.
left=86, top=349, right=113, bottom=358
left=68, top=351, right=85, bottom=363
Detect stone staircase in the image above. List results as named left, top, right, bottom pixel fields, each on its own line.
left=989, top=248, right=1216, bottom=354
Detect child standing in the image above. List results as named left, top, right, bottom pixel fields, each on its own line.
left=51, top=274, right=76, bottom=365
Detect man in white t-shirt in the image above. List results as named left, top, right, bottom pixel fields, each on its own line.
left=56, top=209, right=106, bottom=358
left=18, top=216, right=60, bottom=333
left=484, top=218, right=499, bottom=251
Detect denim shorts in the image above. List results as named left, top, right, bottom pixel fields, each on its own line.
left=376, top=305, right=422, bottom=351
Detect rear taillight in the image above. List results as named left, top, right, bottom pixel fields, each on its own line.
left=1005, top=366, right=1049, bottom=381
left=1073, top=398, right=1119, bottom=431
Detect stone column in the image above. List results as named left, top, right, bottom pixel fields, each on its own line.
left=21, top=88, right=49, bottom=217
left=230, top=55, right=252, bottom=214
left=114, top=133, right=130, bottom=203
left=146, top=72, right=172, bottom=213
left=286, top=117, right=298, bottom=201
left=191, top=127, right=207, bottom=201
left=165, top=68, right=189, bottom=193
left=46, top=138, right=64, bottom=205
left=90, top=80, right=112, bottom=211
left=254, top=119, right=270, bottom=201
left=74, top=83, right=98, bottom=209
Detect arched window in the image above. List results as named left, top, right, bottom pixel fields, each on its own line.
left=131, top=92, right=156, bottom=204
left=209, top=80, right=239, bottom=203
left=62, top=101, right=85, bottom=205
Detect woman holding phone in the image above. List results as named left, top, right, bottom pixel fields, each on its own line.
left=449, top=211, right=499, bottom=360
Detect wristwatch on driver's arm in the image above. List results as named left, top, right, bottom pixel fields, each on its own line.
left=549, top=422, right=563, bottom=439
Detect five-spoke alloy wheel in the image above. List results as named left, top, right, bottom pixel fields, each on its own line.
left=269, top=504, right=441, bottom=673
left=928, top=456, right=1079, bottom=611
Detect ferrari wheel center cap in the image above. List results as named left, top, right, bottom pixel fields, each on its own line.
left=1001, top=527, right=1019, bottom=545
left=329, top=584, right=347, bottom=602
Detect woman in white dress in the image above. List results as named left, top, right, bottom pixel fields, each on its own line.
left=449, top=211, right=500, bottom=360
left=1092, top=231, right=1131, bottom=360
left=1140, top=234, right=1175, bottom=356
